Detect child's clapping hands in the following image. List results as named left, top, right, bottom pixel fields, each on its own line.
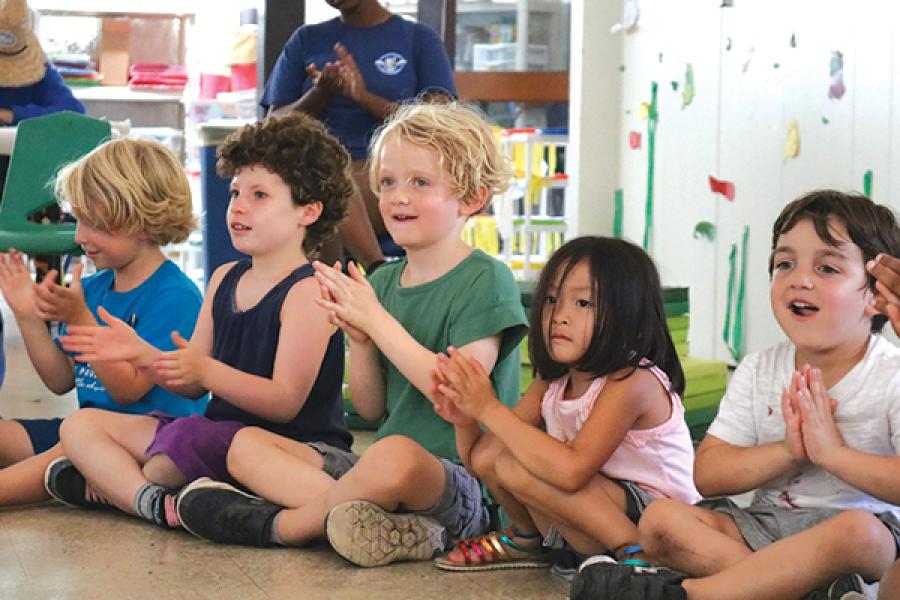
left=433, top=346, right=499, bottom=425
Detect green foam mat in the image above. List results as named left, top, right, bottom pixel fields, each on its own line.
left=665, top=301, right=690, bottom=317
left=667, top=315, right=689, bottom=332
left=663, top=287, right=689, bottom=304
left=683, top=389, right=725, bottom=412
left=685, top=405, right=720, bottom=441
left=670, top=328, right=688, bottom=345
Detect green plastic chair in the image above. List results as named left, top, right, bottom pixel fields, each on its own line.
left=0, top=111, right=111, bottom=254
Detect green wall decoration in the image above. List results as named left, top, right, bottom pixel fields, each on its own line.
left=643, top=81, right=659, bottom=251
left=614, top=188, right=624, bottom=238
left=723, top=226, right=749, bottom=361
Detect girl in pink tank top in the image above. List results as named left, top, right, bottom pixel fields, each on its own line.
left=432, top=236, right=700, bottom=571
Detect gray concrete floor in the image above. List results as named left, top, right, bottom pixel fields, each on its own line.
left=0, top=302, right=568, bottom=599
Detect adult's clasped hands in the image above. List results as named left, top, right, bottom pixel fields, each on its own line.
left=306, top=43, right=368, bottom=103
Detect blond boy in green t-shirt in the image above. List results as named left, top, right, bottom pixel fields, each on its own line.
left=174, top=101, right=528, bottom=567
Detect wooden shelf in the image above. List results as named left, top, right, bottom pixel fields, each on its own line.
left=454, top=71, right=568, bottom=102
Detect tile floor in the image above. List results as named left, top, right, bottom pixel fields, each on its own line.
left=0, top=303, right=568, bottom=599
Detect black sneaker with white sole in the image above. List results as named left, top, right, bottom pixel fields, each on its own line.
left=176, top=477, right=281, bottom=547
left=569, top=555, right=687, bottom=600
left=44, top=457, right=109, bottom=509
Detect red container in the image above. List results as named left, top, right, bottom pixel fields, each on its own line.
left=199, top=73, right=231, bottom=99
left=230, top=62, right=257, bottom=91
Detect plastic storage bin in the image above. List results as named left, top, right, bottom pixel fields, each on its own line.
left=472, top=43, right=548, bottom=71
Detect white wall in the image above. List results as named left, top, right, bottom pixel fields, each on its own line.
left=574, top=0, right=900, bottom=362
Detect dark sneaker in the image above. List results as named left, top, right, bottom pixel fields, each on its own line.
left=803, top=573, right=867, bottom=600
left=176, top=477, right=281, bottom=547
left=326, top=500, right=446, bottom=567
left=550, top=546, right=585, bottom=583
left=44, top=457, right=109, bottom=509
left=570, top=555, right=687, bottom=600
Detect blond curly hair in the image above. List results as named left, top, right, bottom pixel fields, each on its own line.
left=55, top=138, right=195, bottom=245
left=368, top=101, right=514, bottom=208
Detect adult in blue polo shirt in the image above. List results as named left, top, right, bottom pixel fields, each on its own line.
left=261, top=0, right=456, bottom=270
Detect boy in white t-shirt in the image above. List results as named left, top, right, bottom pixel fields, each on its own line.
left=572, top=190, right=900, bottom=600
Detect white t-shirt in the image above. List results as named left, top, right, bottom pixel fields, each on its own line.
left=707, top=334, right=900, bottom=517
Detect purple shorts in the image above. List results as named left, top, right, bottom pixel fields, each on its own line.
left=144, top=414, right=245, bottom=483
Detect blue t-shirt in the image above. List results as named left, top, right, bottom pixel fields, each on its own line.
left=58, top=260, right=206, bottom=416
left=0, top=65, right=85, bottom=125
left=261, top=15, right=456, bottom=159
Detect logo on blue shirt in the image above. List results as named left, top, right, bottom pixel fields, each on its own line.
left=375, top=52, right=408, bottom=75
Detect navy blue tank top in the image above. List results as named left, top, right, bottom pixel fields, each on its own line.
left=205, top=260, right=352, bottom=451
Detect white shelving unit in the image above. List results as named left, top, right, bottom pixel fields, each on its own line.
left=497, top=129, right=568, bottom=279
left=384, top=0, right=568, bottom=72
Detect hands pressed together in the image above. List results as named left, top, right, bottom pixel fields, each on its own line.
left=307, top=43, right=368, bottom=103
left=781, top=364, right=845, bottom=468
left=432, top=346, right=499, bottom=427
left=312, top=260, right=381, bottom=344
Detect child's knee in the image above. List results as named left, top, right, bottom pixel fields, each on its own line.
left=829, top=510, right=895, bottom=563
left=59, top=408, right=104, bottom=443
left=469, top=440, right=500, bottom=480
left=355, top=435, right=434, bottom=491
left=494, top=450, right=528, bottom=492
left=226, top=427, right=265, bottom=474
left=638, top=499, right=688, bottom=555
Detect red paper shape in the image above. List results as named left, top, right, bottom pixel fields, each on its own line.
left=629, top=131, right=642, bottom=149
left=709, top=175, right=736, bottom=201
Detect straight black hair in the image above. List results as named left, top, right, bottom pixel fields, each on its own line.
left=529, top=236, right=685, bottom=396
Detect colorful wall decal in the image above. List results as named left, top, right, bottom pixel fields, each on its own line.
left=614, top=189, right=624, bottom=238
left=693, top=221, right=716, bottom=240
left=742, top=46, right=754, bottom=73
left=629, top=131, right=642, bottom=149
left=783, top=120, right=800, bottom=159
left=828, top=50, right=845, bottom=100
left=682, top=63, right=695, bottom=108
left=723, top=226, right=750, bottom=361
left=708, top=175, right=736, bottom=201
left=643, top=82, right=659, bottom=251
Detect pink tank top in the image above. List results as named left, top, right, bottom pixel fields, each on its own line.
left=541, top=364, right=701, bottom=504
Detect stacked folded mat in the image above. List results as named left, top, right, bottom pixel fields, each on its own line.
left=49, top=53, right=102, bottom=86
left=662, top=289, right=729, bottom=441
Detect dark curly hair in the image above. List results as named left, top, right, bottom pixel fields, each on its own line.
left=216, top=113, right=353, bottom=255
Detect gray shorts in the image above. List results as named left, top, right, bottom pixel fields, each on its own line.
left=306, top=441, right=359, bottom=479
left=544, top=479, right=656, bottom=550
left=701, top=497, right=900, bottom=557
left=413, top=458, right=489, bottom=543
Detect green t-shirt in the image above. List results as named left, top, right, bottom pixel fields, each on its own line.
left=369, top=249, right=528, bottom=461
